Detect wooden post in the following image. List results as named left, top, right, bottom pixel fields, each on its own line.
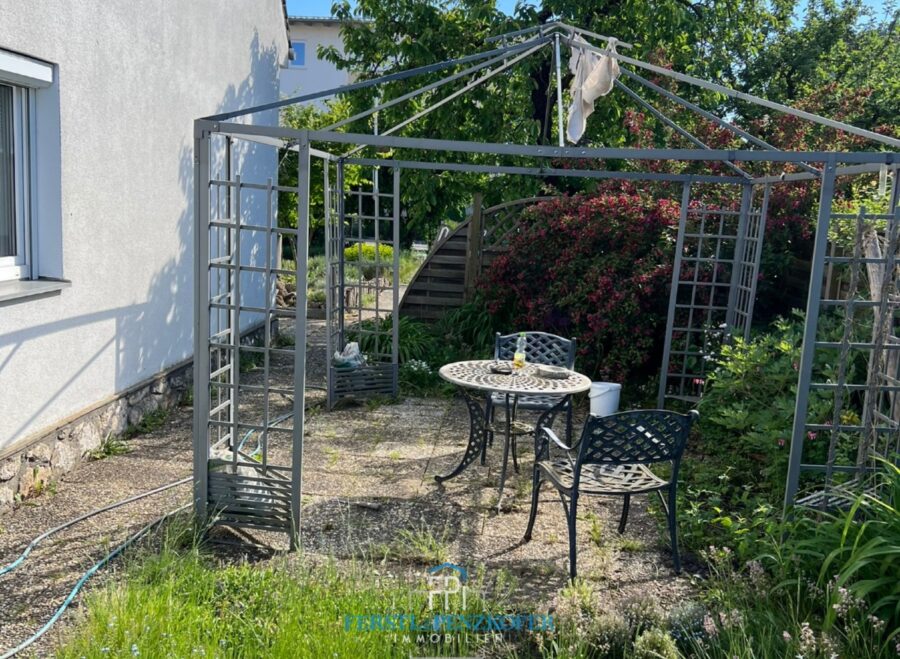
left=464, top=192, right=484, bottom=301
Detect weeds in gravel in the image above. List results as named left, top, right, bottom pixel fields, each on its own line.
left=273, top=331, right=295, bottom=348
left=180, top=387, right=193, bottom=407
left=90, top=433, right=131, bottom=460
left=239, top=349, right=265, bottom=373
left=393, top=525, right=450, bottom=565
left=323, top=446, right=341, bottom=466
left=618, top=537, right=646, bottom=552
left=586, top=513, right=604, bottom=549
left=123, top=407, right=170, bottom=439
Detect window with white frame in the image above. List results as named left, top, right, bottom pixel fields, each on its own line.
left=290, top=41, right=306, bottom=68
left=0, top=82, right=29, bottom=280
left=0, top=48, right=56, bottom=284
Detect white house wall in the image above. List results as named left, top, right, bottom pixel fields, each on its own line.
left=0, top=0, right=288, bottom=452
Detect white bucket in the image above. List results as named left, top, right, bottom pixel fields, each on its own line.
left=589, top=382, right=622, bottom=417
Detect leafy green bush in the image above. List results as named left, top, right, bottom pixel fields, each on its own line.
left=346, top=298, right=498, bottom=398
left=677, top=310, right=871, bottom=558
left=348, top=315, right=433, bottom=364
left=344, top=243, right=394, bottom=279
left=680, top=468, right=900, bottom=658
left=632, top=628, right=679, bottom=659
left=428, top=297, right=497, bottom=364
left=398, top=359, right=452, bottom=397
left=307, top=289, right=326, bottom=305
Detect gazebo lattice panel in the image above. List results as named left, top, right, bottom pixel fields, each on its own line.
left=786, top=177, right=900, bottom=506
left=194, top=132, right=301, bottom=541
left=658, top=183, right=764, bottom=406
left=326, top=164, right=400, bottom=408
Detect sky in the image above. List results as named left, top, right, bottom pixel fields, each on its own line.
left=289, top=0, right=892, bottom=19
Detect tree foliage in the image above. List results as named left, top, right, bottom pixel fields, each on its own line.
left=312, top=0, right=793, bottom=235
left=739, top=0, right=900, bottom=130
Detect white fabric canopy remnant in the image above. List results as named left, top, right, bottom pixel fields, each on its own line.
left=566, top=35, right=620, bottom=143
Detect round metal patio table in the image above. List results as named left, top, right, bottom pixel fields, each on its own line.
left=437, top=360, right=591, bottom=509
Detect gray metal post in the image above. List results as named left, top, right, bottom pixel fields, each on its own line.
left=392, top=167, right=401, bottom=396
left=554, top=33, right=565, bottom=147
left=658, top=182, right=692, bottom=408
left=192, top=122, right=211, bottom=525
left=291, top=132, right=311, bottom=549
left=324, top=160, right=333, bottom=408
left=726, top=184, right=753, bottom=330
left=230, top=175, right=242, bottom=472
left=337, top=161, right=346, bottom=355
left=785, top=158, right=837, bottom=509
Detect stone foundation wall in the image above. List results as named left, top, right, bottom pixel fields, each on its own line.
left=0, top=363, right=192, bottom=513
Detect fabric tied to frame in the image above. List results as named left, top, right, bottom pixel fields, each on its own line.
left=566, top=35, right=620, bottom=143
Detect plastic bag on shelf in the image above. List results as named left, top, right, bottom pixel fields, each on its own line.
left=332, top=342, right=366, bottom=370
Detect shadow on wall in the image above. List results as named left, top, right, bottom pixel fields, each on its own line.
left=0, top=33, right=281, bottom=444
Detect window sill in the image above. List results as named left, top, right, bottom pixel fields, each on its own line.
left=0, top=277, right=70, bottom=305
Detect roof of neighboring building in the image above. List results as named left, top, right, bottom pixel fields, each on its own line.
left=288, top=15, right=370, bottom=26
left=289, top=16, right=343, bottom=26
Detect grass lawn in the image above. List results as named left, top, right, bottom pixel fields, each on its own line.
left=59, top=523, right=518, bottom=659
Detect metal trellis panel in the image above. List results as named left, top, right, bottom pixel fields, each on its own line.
left=659, top=183, right=751, bottom=406
left=326, top=164, right=401, bottom=407
left=785, top=161, right=900, bottom=508
left=192, top=124, right=304, bottom=543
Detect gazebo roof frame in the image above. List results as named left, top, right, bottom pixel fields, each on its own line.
left=201, top=20, right=900, bottom=171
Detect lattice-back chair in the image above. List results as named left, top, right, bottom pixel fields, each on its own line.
left=487, top=332, right=577, bottom=445
left=524, top=409, right=698, bottom=578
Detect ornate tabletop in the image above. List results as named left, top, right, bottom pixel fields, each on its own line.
left=439, top=360, right=592, bottom=396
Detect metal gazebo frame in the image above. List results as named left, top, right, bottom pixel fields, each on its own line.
left=191, top=22, right=900, bottom=546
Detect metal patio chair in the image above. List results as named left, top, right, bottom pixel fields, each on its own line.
left=523, top=409, right=698, bottom=579
left=486, top=331, right=577, bottom=453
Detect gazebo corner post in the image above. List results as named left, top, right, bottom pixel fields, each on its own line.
left=291, top=130, right=312, bottom=550
left=392, top=166, right=401, bottom=398
left=326, top=158, right=346, bottom=410
left=192, top=120, right=212, bottom=529
left=658, top=181, right=692, bottom=409
left=785, top=157, right=838, bottom=511
left=324, top=158, right=334, bottom=410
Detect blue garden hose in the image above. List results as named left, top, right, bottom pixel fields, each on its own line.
left=0, top=503, right=191, bottom=658
left=235, top=411, right=295, bottom=458
left=0, top=407, right=303, bottom=656
left=0, top=477, right=191, bottom=578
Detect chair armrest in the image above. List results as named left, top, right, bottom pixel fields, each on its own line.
left=541, top=426, right=576, bottom=468
left=541, top=426, right=574, bottom=452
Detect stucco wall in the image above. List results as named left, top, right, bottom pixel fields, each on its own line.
left=0, top=0, right=288, bottom=452
left=280, top=22, right=351, bottom=101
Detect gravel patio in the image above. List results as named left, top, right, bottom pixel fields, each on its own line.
left=0, top=320, right=694, bottom=655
